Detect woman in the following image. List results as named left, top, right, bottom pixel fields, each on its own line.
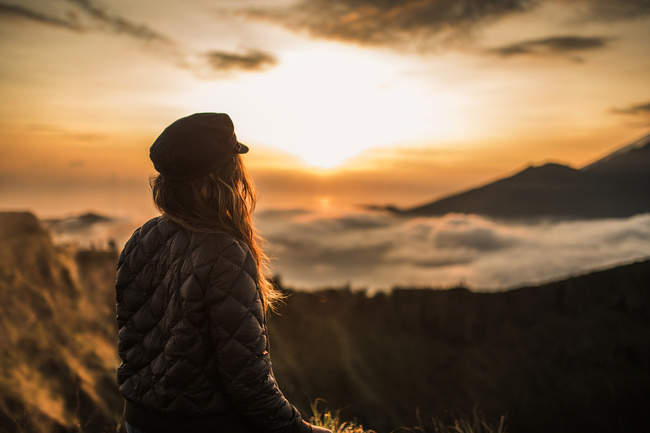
left=116, top=113, right=332, bottom=433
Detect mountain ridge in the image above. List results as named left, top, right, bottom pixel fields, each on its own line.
left=582, top=132, right=650, bottom=171
left=398, top=132, right=650, bottom=219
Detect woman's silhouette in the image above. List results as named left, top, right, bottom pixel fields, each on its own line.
left=116, top=113, right=332, bottom=433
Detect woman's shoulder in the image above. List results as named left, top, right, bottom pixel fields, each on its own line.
left=123, top=217, right=254, bottom=275
left=153, top=217, right=252, bottom=260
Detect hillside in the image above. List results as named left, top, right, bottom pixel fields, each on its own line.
left=1, top=211, right=649, bottom=432
left=0, top=212, right=122, bottom=433
left=269, top=260, right=650, bottom=432
left=403, top=133, right=650, bottom=219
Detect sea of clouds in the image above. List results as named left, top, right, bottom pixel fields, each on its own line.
left=43, top=209, right=650, bottom=292
left=256, top=209, right=650, bottom=291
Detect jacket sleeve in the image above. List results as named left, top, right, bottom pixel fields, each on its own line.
left=115, top=226, right=142, bottom=329
left=205, top=240, right=312, bottom=433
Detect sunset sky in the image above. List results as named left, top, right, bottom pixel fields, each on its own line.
left=1, top=0, right=649, bottom=219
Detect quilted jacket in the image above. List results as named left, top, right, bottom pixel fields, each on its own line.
left=116, top=216, right=311, bottom=433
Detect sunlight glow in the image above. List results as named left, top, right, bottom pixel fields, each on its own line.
left=184, top=42, right=470, bottom=169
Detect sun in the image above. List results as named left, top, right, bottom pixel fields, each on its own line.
left=253, top=45, right=439, bottom=169
left=184, top=41, right=470, bottom=170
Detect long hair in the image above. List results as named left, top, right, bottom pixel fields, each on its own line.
left=150, top=155, right=282, bottom=313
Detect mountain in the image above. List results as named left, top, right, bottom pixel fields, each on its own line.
left=582, top=133, right=650, bottom=172
left=402, top=133, right=650, bottom=219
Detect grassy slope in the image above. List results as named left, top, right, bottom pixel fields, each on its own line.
left=0, top=212, right=122, bottom=433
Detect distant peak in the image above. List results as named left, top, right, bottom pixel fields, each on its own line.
left=516, top=162, right=576, bottom=175
left=44, top=212, right=112, bottom=225
left=582, top=132, right=650, bottom=171
left=78, top=212, right=112, bottom=223
left=529, top=162, right=572, bottom=170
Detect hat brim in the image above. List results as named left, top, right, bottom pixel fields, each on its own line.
left=236, top=142, right=249, bottom=154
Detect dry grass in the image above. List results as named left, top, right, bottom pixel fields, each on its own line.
left=309, top=401, right=508, bottom=433
left=309, top=400, right=376, bottom=433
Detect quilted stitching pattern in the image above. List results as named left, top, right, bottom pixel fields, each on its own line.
left=116, top=217, right=306, bottom=432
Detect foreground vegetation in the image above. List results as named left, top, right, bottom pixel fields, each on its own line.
left=268, top=262, right=650, bottom=432
left=1, top=211, right=648, bottom=432
left=309, top=401, right=507, bottom=433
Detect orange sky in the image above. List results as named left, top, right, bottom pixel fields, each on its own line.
left=1, top=0, right=649, bottom=219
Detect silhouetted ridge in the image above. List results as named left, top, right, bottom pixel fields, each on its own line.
left=582, top=133, right=650, bottom=173
left=269, top=259, right=650, bottom=433
left=402, top=133, right=650, bottom=219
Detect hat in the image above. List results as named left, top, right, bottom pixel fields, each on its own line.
left=150, top=112, right=249, bottom=182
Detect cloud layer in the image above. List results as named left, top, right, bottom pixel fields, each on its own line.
left=0, top=3, right=81, bottom=30
left=244, top=0, right=647, bottom=55
left=203, top=49, right=277, bottom=72
left=4, top=0, right=647, bottom=74
left=256, top=209, right=650, bottom=291
left=489, top=35, right=611, bottom=62
left=613, top=100, right=650, bottom=115
left=37, top=207, right=650, bottom=292
left=0, top=0, right=170, bottom=43
left=0, top=0, right=277, bottom=76
left=612, top=100, right=650, bottom=126
left=245, top=0, right=536, bottom=49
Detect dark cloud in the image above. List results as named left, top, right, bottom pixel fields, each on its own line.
left=434, top=227, right=517, bottom=251
left=203, top=49, right=277, bottom=72
left=0, top=0, right=278, bottom=76
left=64, top=0, right=172, bottom=44
left=0, top=3, right=81, bottom=30
left=307, top=214, right=396, bottom=231
left=574, top=0, right=650, bottom=21
left=489, top=35, right=610, bottom=61
left=0, top=0, right=171, bottom=44
left=243, top=0, right=648, bottom=51
left=612, top=100, right=650, bottom=115
left=269, top=236, right=393, bottom=269
left=245, top=0, right=538, bottom=49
